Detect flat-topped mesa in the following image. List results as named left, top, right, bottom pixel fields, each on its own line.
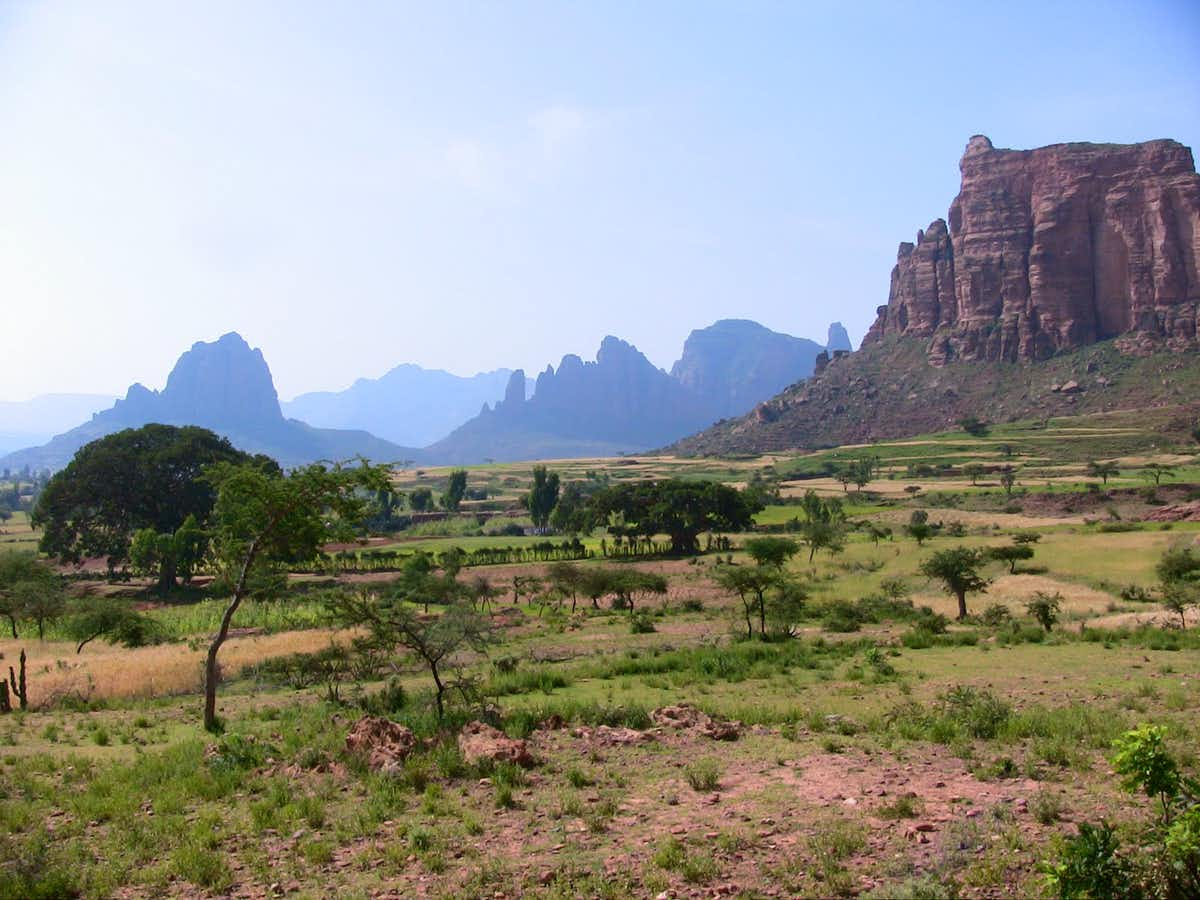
left=863, top=135, right=1200, bottom=363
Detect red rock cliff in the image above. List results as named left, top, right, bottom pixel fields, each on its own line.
left=864, top=135, right=1200, bottom=363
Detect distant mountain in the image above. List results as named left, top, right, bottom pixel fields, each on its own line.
left=425, top=336, right=716, bottom=464
left=424, top=320, right=840, bottom=464
left=670, top=319, right=827, bottom=421
left=1, top=333, right=416, bottom=471
left=283, top=365, right=525, bottom=447
left=0, top=393, right=118, bottom=456
left=826, top=322, right=853, bottom=353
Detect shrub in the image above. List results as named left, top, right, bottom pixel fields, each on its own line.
left=684, top=759, right=722, bottom=792
left=1043, top=822, right=1127, bottom=899
left=980, top=603, right=1013, bottom=627
left=630, top=610, right=657, bottom=634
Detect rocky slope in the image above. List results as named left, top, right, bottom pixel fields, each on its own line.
left=1, top=334, right=414, bottom=470
left=865, top=136, right=1199, bottom=364
left=672, top=135, right=1200, bottom=455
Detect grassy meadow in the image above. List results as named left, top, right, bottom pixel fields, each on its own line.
left=2, top=407, right=1199, bottom=897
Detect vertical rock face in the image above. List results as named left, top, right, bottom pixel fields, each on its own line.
left=864, top=135, right=1200, bottom=363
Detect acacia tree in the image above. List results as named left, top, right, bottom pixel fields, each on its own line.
left=743, top=536, right=800, bottom=570
left=526, top=465, right=561, bottom=532
left=1087, top=460, right=1120, bottom=485
left=331, top=589, right=491, bottom=722
left=797, top=491, right=845, bottom=562
left=988, top=542, right=1035, bottom=574
left=919, top=546, right=990, bottom=620
left=201, top=460, right=388, bottom=731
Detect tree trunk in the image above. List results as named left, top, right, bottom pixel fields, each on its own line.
left=956, top=590, right=968, bottom=620
left=431, top=664, right=445, bottom=722
left=157, top=555, right=177, bottom=596
left=5, top=616, right=15, bottom=639
left=758, top=591, right=766, bottom=638
left=204, top=538, right=259, bottom=732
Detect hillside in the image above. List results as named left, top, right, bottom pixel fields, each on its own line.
left=672, top=135, right=1200, bottom=456
left=670, top=336, right=1200, bottom=455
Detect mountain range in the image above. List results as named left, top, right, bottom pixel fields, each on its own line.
left=1, top=319, right=842, bottom=470
left=0, top=334, right=417, bottom=471
left=282, top=366, right=528, bottom=448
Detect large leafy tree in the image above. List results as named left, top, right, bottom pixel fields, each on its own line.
left=33, top=424, right=271, bottom=574
left=588, top=479, right=759, bottom=555
left=919, top=546, right=990, bottom=620
left=201, top=459, right=389, bottom=731
left=526, top=465, right=561, bottom=531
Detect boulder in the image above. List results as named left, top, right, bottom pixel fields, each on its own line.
left=457, top=721, right=536, bottom=767
left=344, top=716, right=417, bottom=775
left=650, top=704, right=742, bottom=741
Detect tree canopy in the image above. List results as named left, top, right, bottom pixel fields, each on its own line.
left=33, top=424, right=272, bottom=570
left=526, top=465, right=561, bottom=531
left=587, top=479, right=759, bottom=555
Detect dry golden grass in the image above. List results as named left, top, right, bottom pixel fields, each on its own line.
left=0, top=629, right=349, bottom=707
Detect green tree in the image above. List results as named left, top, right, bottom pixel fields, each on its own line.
left=1025, top=591, right=1062, bottom=632
left=442, top=469, right=468, bottom=512
left=549, top=482, right=591, bottom=534
left=588, top=479, right=758, bottom=555
left=12, top=579, right=65, bottom=640
left=1142, top=463, right=1175, bottom=487
left=201, top=460, right=388, bottom=731
left=1157, top=546, right=1200, bottom=630
left=1087, top=460, right=1120, bottom=485
left=64, top=598, right=161, bottom=654
left=0, top=552, right=52, bottom=638
left=797, top=491, right=846, bottom=562
left=33, top=424, right=268, bottom=573
left=128, top=514, right=208, bottom=594
left=743, top=536, right=800, bottom=570
left=545, top=562, right=585, bottom=613
left=998, top=466, right=1017, bottom=498
left=608, top=569, right=668, bottom=614
left=905, top=509, right=935, bottom=546
left=958, top=416, right=990, bottom=437
left=962, top=463, right=985, bottom=486
left=526, top=465, right=561, bottom=531
left=713, top=565, right=776, bottom=639
left=409, top=487, right=434, bottom=512
left=330, top=589, right=492, bottom=723
left=988, top=542, right=1035, bottom=574
left=919, top=546, right=990, bottom=620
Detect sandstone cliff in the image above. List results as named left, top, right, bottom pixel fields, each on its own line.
left=863, top=136, right=1200, bottom=363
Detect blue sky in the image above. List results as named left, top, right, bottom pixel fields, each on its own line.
left=1, top=1, right=1198, bottom=401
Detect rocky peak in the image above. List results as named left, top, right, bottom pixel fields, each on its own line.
left=161, top=332, right=283, bottom=426
left=864, top=135, right=1200, bottom=363
left=500, top=369, right=526, bottom=410
left=826, top=321, right=852, bottom=353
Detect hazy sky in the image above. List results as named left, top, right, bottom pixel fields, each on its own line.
left=2, top=1, right=1198, bottom=402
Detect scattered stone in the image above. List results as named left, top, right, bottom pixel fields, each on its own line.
left=650, top=704, right=742, bottom=740
left=344, top=716, right=417, bottom=775
left=458, top=721, right=536, bottom=767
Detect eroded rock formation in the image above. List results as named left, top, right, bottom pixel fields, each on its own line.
left=864, top=135, right=1200, bottom=363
